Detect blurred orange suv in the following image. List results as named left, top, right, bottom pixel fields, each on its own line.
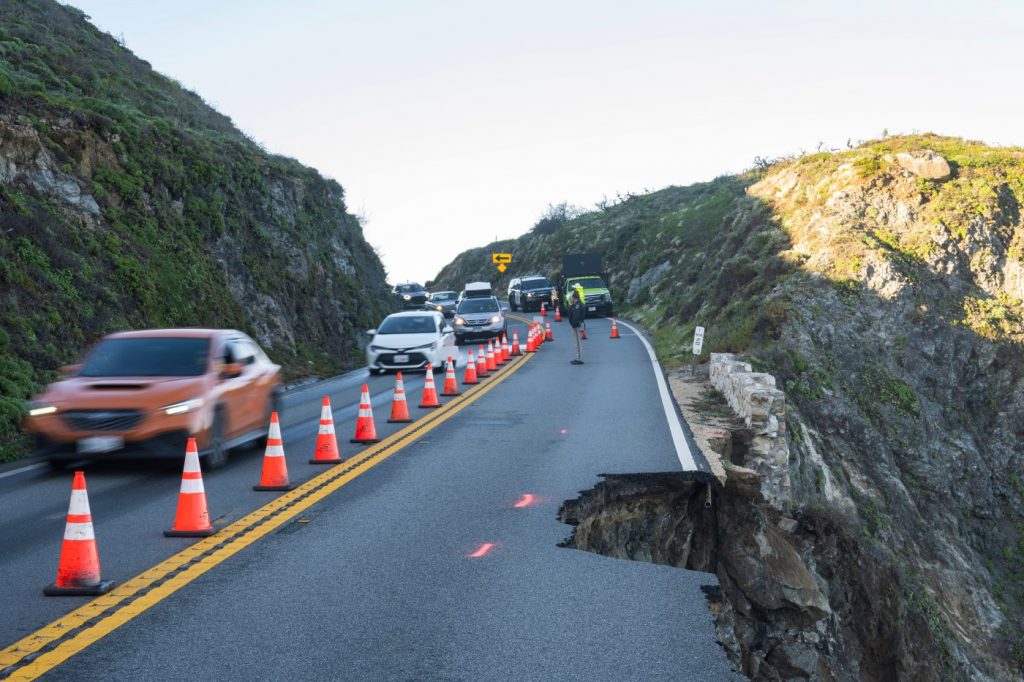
left=24, top=329, right=282, bottom=468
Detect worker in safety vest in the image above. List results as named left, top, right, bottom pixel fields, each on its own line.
left=568, top=289, right=585, bottom=364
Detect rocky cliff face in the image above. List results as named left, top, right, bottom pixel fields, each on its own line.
left=437, top=136, right=1024, bottom=679
left=0, top=0, right=392, bottom=460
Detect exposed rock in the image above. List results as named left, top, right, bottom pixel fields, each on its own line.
left=895, top=149, right=952, bottom=180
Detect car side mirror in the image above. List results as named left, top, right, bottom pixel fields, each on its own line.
left=219, top=362, right=244, bottom=379
left=60, top=364, right=81, bottom=376
left=366, top=329, right=377, bottom=336
left=443, top=326, right=453, bottom=334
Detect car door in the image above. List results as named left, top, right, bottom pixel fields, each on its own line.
left=222, top=338, right=264, bottom=436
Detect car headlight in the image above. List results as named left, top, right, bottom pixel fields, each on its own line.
left=28, top=402, right=58, bottom=417
left=526, top=292, right=534, bottom=298
left=161, top=398, right=205, bottom=416
left=490, top=315, right=501, bottom=324
left=454, top=316, right=466, bottom=325
left=402, top=294, right=411, bottom=300
left=435, top=305, right=443, bottom=311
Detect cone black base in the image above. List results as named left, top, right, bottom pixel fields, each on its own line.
left=164, top=527, right=216, bottom=537
left=442, top=391, right=461, bottom=397
left=253, top=483, right=297, bottom=491
left=44, top=580, right=115, bottom=596
left=350, top=438, right=380, bottom=444
left=418, top=404, right=442, bottom=409
left=387, top=418, right=413, bottom=424
left=308, top=458, right=343, bottom=465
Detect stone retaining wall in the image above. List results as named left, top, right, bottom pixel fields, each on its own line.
left=710, top=353, right=791, bottom=508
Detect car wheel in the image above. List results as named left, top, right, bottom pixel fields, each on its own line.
left=203, top=408, right=229, bottom=470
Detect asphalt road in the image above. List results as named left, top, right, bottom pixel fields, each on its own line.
left=0, top=315, right=735, bottom=681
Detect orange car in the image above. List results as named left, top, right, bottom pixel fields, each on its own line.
left=24, top=329, right=282, bottom=468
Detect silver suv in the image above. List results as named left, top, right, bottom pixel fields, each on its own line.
left=452, top=296, right=506, bottom=344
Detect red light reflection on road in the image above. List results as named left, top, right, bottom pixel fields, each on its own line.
left=514, top=494, right=536, bottom=508
left=468, top=543, right=495, bottom=558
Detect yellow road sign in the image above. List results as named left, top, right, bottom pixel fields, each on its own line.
left=492, top=252, right=511, bottom=273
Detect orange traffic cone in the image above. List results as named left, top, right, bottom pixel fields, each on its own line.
left=540, top=302, right=547, bottom=316
left=526, top=327, right=536, bottom=353
left=388, top=373, right=412, bottom=423
left=476, top=345, right=489, bottom=377
left=545, top=321, right=554, bottom=342
left=463, top=350, right=479, bottom=385
left=511, top=331, right=521, bottom=356
left=555, top=306, right=562, bottom=322
left=310, top=396, right=344, bottom=464
left=442, top=356, right=460, bottom=396
left=165, top=438, right=215, bottom=536
left=501, top=335, right=511, bottom=361
left=610, top=317, right=620, bottom=339
left=45, top=471, right=115, bottom=595
left=419, top=363, right=441, bottom=408
left=536, top=323, right=545, bottom=345
left=494, top=338, right=506, bottom=367
left=486, top=341, right=498, bottom=371
left=351, top=384, right=380, bottom=444
left=254, top=412, right=295, bottom=491
left=581, top=324, right=588, bottom=340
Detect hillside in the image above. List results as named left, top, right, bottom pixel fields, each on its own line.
left=0, top=0, right=392, bottom=461
left=434, top=135, right=1024, bottom=678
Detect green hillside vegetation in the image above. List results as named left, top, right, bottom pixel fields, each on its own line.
left=435, top=134, right=1024, bottom=676
left=0, top=1, right=392, bottom=461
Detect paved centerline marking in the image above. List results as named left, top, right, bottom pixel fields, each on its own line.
left=614, top=319, right=698, bottom=471
left=0, top=463, right=48, bottom=480
left=0, top=352, right=533, bottom=681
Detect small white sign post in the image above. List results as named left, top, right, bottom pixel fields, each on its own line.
left=690, top=326, right=705, bottom=374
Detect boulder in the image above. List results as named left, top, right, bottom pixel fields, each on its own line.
left=895, top=150, right=951, bottom=180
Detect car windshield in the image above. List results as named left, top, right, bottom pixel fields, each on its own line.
left=431, top=292, right=456, bottom=301
left=522, top=278, right=551, bottom=290
left=572, top=278, right=606, bottom=289
left=458, top=298, right=500, bottom=314
left=397, top=284, right=423, bottom=293
left=79, top=337, right=211, bottom=377
left=377, top=316, right=437, bottom=334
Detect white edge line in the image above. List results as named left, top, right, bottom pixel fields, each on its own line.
left=0, top=462, right=47, bottom=479
left=616, top=319, right=698, bottom=472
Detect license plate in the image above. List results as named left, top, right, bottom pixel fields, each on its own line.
left=588, top=306, right=596, bottom=312
left=393, top=354, right=409, bottom=363
left=77, top=436, right=124, bottom=454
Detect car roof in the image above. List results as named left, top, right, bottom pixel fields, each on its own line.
left=384, top=311, right=441, bottom=318
left=431, top=290, right=456, bottom=295
left=105, top=328, right=235, bottom=339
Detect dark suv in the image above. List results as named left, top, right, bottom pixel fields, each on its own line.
left=508, top=275, right=556, bottom=312
left=393, top=283, right=428, bottom=309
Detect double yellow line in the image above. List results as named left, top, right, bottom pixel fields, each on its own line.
left=0, top=352, right=532, bottom=681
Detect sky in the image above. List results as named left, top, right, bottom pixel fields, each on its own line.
left=67, top=0, right=1024, bottom=284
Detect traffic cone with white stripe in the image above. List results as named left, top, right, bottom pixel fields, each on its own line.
left=45, top=471, right=115, bottom=595
left=463, top=350, right=479, bottom=385
left=310, top=396, right=343, bottom=463
left=442, top=356, right=460, bottom=396
left=610, top=317, right=620, bottom=339
left=419, top=363, right=441, bottom=408
left=388, top=373, right=412, bottom=423
left=540, top=302, right=547, bottom=317
left=545, top=321, right=554, bottom=342
left=476, top=345, right=489, bottom=377
left=511, top=331, right=522, bottom=356
left=486, top=340, right=498, bottom=371
left=581, top=323, right=588, bottom=340
left=165, top=438, right=215, bottom=536
left=254, top=412, right=295, bottom=490
left=501, top=335, right=511, bottom=362
left=555, top=306, right=562, bottom=322
left=350, top=384, right=380, bottom=444
left=526, top=326, right=537, bottom=353
left=495, top=338, right=506, bottom=367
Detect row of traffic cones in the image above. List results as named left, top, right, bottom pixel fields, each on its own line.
left=45, top=341, right=529, bottom=595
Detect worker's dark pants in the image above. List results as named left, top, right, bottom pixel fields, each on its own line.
left=572, top=327, right=582, bottom=362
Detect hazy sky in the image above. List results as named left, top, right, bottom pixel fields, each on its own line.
left=68, top=0, right=1024, bottom=283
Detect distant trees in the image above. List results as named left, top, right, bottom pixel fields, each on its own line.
left=531, top=202, right=586, bottom=234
